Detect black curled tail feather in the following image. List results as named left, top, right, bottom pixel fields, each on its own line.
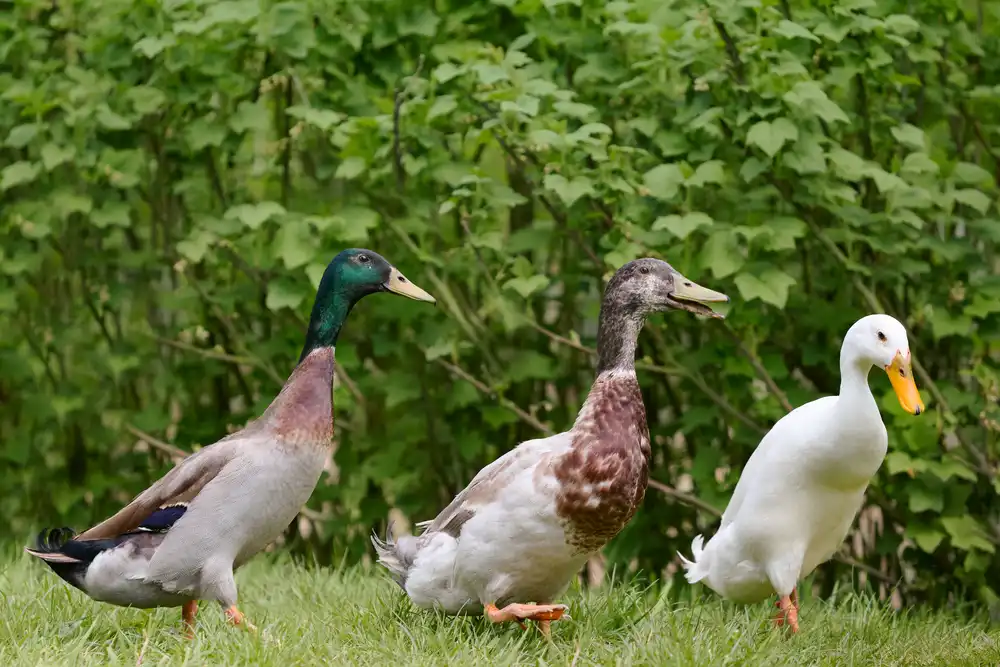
left=26, top=527, right=90, bottom=592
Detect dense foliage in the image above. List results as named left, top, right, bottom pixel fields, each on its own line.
left=2, top=0, right=999, bottom=610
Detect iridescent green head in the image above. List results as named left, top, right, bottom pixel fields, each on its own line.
left=298, top=248, right=435, bottom=362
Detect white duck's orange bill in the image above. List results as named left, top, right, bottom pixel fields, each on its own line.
left=885, top=352, right=925, bottom=415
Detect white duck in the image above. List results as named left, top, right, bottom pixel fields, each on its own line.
left=373, top=258, right=729, bottom=636
left=679, top=313, right=924, bottom=632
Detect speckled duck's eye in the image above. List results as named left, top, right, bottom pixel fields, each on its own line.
left=877, top=331, right=887, bottom=342
left=639, top=266, right=650, bottom=275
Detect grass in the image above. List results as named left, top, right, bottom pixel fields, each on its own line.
left=1, top=550, right=996, bottom=667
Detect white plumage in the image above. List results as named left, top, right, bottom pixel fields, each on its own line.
left=680, top=314, right=924, bottom=631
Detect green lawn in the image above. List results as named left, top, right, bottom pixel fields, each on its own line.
left=1, top=550, right=995, bottom=666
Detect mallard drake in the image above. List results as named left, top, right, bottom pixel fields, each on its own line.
left=373, top=258, right=728, bottom=635
left=27, top=248, right=435, bottom=635
left=679, top=314, right=924, bottom=633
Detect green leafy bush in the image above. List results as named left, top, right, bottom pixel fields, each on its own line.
left=1, top=0, right=998, bottom=608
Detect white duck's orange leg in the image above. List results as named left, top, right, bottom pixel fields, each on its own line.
left=484, top=602, right=568, bottom=636
left=224, top=605, right=258, bottom=632
left=182, top=600, right=198, bottom=638
left=773, top=588, right=800, bottom=633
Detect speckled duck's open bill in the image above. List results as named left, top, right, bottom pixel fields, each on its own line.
left=668, top=270, right=729, bottom=319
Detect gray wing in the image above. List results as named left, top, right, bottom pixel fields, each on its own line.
left=75, top=434, right=248, bottom=541
left=419, top=431, right=573, bottom=538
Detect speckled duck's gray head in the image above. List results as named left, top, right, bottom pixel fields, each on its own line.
left=604, top=258, right=729, bottom=319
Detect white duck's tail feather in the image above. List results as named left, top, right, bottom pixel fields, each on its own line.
left=677, top=534, right=710, bottom=584
left=371, top=522, right=421, bottom=590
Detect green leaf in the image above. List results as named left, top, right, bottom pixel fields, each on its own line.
left=553, top=101, right=597, bottom=119
left=543, top=174, right=594, bottom=207
left=336, top=157, right=367, bottom=180
left=643, top=164, right=685, bottom=200
left=773, top=20, right=820, bottom=42
left=828, top=148, right=865, bottom=180
left=274, top=219, right=315, bottom=270
left=95, top=105, right=132, bottom=130
left=259, top=2, right=316, bottom=59
left=185, top=117, right=227, bottom=150
left=285, top=106, right=344, bottom=131
left=763, top=217, right=807, bottom=251
left=784, top=134, right=826, bottom=175
left=740, top=157, right=768, bottom=182
left=504, top=275, right=549, bottom=298
left=908, top=485, right=943, bottom=513
left=126, top=86, right=167, bottom=116
left=224, top=201, right=287, bottom=230
left=746, top=118, right=798, bottom=158
left=40, top=143, right=75, bottom=171
left=884, top=14, right=920, bottom=35
left=5, top=124, right=38, bottom=148
left=733, top=269, right=797, bottom=308
left=901, top=152, right=940, bottom=175
left=427, top=95, right=457, bottom=121
left=686, top=160, right=726, bottom=187
left=133, top=34, right=177, bottom=58
left=783, top=81, right=849, bottom=124
left=266, top=278, right=307, bottom=312
left=906, top=524, right=945, bottom=553
left=52, top=191, right=92, bottom=219
left=952, top=162, right=992, bottom=186
left=953, top=189, right=992, bottom=214
left=230, top=101, right=271, bottom=133
left=652, top=212, right=713, bottom=240
left=700, top=231, right=744, bottom=279
left=891, top=123, right=927, bottom=151
left=176, top=229, right=215, bottom=262
left=941, top=516, right=995, bottom=553
left=0, top=161, right=39, bottom=191
left=90, top=202, right=131, bottom=228
left=926, top=459, right=977, bottom=482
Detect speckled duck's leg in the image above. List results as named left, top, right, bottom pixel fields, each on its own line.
left=182, top=600, right=198, bottom=638
left=484, top=602, right=568, bottom=634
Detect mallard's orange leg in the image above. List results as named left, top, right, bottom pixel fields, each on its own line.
left=773, top=588, right=800, bottom=634
left=224, top=605, right=258, bottom=632
left=484, top=602, right=568, bottom=636
left=182, top=601, right=198, bottom=638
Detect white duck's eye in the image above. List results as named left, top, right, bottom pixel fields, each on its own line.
left=877, top=331, right=887, bottom=342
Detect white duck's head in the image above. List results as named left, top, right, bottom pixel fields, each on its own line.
left=843, top=314, right=925, bottom=415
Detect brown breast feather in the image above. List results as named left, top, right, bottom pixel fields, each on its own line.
left=262, top=347, right=335, bottom=450
left=553, top=374, right=650, bottom=554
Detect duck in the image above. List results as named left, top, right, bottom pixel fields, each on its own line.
left=679, top=313, right=924, bottom=633
left=27, top=248, right=435, bottom=636
left=373, top=258, right=728, bottom=636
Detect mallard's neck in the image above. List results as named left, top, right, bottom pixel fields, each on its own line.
left=298, top=290, right=356, bottom=363
left=596, top=301, right=644, bottom=374
left=265, top=347, right=336, bottom=448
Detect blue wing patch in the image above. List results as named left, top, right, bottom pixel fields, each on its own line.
left=138, top=503, right=188, bottom=532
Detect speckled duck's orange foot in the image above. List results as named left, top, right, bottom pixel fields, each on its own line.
left=773, top=592, right=800, bottom=634
left=224, top=605, right=258, bottom=632
left=182, top=600, right=198, bottom=639
left=485, top=603, right=569, bottom=635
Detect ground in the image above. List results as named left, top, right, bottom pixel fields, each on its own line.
left=1, top=550, right=996, bottom=666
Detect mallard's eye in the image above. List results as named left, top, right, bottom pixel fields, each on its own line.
left=358, top=254, right=370, bottom=264
left=877, top=331, right=887, bottom=342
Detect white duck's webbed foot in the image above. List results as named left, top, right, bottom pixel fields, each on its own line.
left=773, top=588, right=800, bottom=634
left=484, top=602, right=569, bottom=636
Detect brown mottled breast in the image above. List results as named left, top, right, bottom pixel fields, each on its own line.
left=262, top=347, right=335, bottom=449
left=553, top=373, right=650, bottom=554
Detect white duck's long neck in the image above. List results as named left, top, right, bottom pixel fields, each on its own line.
left=836, top=340, right=879, bottom=420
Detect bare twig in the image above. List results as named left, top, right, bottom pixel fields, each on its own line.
left=724, top=324, right=794, bottom=413
left=647, top=479, right=722, bottom=517
left=392, top=56, right=426, bottom=193
left=124, top=423, right=189, bottom=461
left=710, top=18, right=745, bottom=85
left=434, top=357, right=554, bottom=435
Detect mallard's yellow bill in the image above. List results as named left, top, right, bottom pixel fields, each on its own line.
left=384, top=267, right=436, bottom=303
left=885, top=352, right=924, bottom=415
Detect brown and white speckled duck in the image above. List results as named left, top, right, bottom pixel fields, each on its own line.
left=373, top=258, right=728, bottom=635
left=27, top=249, right=435, bottom=636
